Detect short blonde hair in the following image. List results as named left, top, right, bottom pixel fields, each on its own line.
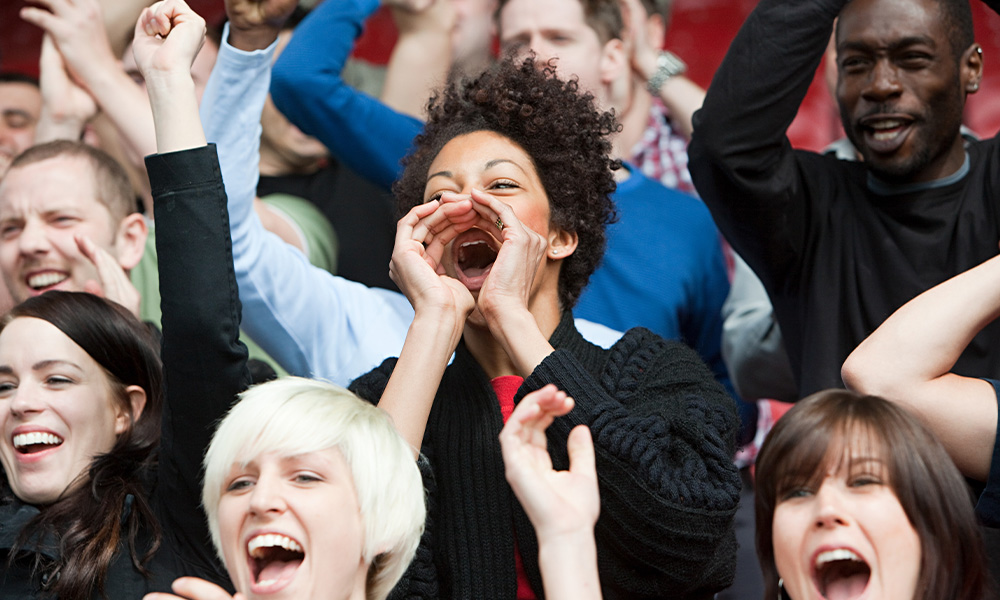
left=202, top=377, right=425, bottom=600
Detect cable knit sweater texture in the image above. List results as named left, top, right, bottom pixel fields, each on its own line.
left=350, top=313, right=741, bottom=600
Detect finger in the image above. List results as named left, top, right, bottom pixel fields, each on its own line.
left=566, top=424, right=597, bottom=480
left=20, top=7, right=57, bottom=32
left=468, top=188, right=526, bottom=238
left=143, top=594, right=187, bottom=600
left=170, top=576, right=236, bottom=599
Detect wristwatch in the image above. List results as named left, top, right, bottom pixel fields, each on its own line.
left=646, top=50, right=687, bottom=94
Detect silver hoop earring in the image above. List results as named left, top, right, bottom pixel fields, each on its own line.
left=777, top=578, right=785, bottom=600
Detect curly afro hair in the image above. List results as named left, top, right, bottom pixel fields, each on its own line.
left=393, top=56, right=620, bottom=309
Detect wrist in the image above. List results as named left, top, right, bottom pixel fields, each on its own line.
left=646, top=50, right=687, bottom=94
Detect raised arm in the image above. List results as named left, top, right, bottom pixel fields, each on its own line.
left=199, top=0, right=414, bottom=382
left=269, top=0, right=423, bottom=190
left=380, top=0, right=455, bottom=120
left=687, top=0, right=845, bottom=276
left=134, top=0, right=250, bottom=577
left=499, top=385, right=602, bottom=600
left=843, top=254, right=1000, bottom=481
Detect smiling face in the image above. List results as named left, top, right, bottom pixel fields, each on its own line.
left=217, top=449, right=368, bottom=600
left=424, top=130, right=569, bottom=320
left=499, top=0, right=622, bottom=104
left=771, top=447, right=921, bottom=600
left=0, top=155, right=141, bottom=303
left=0, top=317, right=127, bottom=504
left=835, top=0, right=981, bottom=183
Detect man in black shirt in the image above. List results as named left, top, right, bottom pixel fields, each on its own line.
left=689, top=0, right=1000, bottom=396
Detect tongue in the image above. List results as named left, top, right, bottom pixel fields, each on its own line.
left=824, top=572, right=868, bottom=600
left=258, top=557, right=302, bottom=585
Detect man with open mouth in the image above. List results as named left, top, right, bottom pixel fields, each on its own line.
left=689, top=0, right=1000, bottom=398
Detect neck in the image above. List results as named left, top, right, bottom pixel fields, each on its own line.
left=613, top=78, right=653, bottom=160
left=462, top=287, right=564, bottom=380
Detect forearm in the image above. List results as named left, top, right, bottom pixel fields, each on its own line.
left=491, top=308, right=556, bottom=378
left=381, top=27, right=451, bottom=119
left=632, top=47, right=703, bottom=140
left=88, top=66, right=160, bottom=157
left=844, top=254, right=1000, bottom=396
left=98, top=0, right=151, bottom=57
left=146, top=72, right=204, bottom=153
left=271, top=0, right=422, bottom=189
left=537, top=532, right=601, bottom=600
left=378, top=312, right=462, bottom=455
left=693, top=0, right=842, bottom=153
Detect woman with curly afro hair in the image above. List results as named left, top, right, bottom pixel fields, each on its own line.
left=352, top=55, right=741, bottom=600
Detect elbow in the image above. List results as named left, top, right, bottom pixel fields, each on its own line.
left=841, top=351, right=902, bottom=401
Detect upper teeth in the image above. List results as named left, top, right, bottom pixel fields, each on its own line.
left=247, top=534, right=302, bottom=557
left=870, top=119, right=904, bottom=130
left=816, top=548, right=861, bottom=566
left=13, top=432, right=63, bottom=448
left=27, top=272, right=68, bottom=289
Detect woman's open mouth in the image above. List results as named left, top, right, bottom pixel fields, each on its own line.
left=452, top=229, right=500, bottom=291
left=247, top=533, right=305, bottom=593
left=12, top=431, right=64, bottom=455
left=812, top=548, right=871, bottom=600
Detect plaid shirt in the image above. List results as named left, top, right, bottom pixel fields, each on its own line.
left=628, top=97, right=697, bottom=195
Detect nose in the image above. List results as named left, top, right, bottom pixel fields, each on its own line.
left=813, top=482, right=849, bottom=529
left=18, top=219, right=51, bottom=256
left=9, top=384, right=43, bottom=417
left=862, top=59, right=903, bottom=102
left=527, top=34, right=554, bottom=65
left=248, top=471, right=287, bottom=516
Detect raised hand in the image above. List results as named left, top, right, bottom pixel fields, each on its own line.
left=465, top=188, right=549, bottom=322
left=76, top=234, right=142, bottom=318
left=132, top=0, right=206, bottom=84
left=500, top=384, right=603, bottom=599
left=391, top=199, right=475, bottom=329
left=133, top=0, right=207, bottom=153
left=143, top=577, right=245, bottom=600
left=20, top=0, right=120, bottom=91
left=499, top=384, right=600, bottom=542
left=35, top=34, right=98, bottom=143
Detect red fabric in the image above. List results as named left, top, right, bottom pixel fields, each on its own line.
left=491, top=375, right=536, bottom=600
left=493, top=375, right=524, bottom=423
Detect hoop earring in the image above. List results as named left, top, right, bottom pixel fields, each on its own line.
left=777, top=577, right=784, bottom=600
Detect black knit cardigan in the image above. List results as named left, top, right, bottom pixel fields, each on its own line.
left=350, top=312, right=741, bottom=600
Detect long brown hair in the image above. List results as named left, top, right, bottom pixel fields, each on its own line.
left=755, top=389, right=990, bottom=600
left=2, top=291, right=163, bottom=599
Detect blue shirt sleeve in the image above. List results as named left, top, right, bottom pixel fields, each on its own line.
left=270, top=0, right=423, bottom=190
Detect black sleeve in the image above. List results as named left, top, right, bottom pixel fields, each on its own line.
left=350, top=361, right=441, bottom=600
left=517, top=331, right=742, bottom=599
left=687, top=0, right=846, bottom=287
left=147, top=144, right=252, bottom=580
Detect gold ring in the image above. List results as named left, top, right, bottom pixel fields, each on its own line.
left=495, top=217, right=504, bottom=231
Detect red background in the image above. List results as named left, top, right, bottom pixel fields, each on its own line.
left=3, top=0, right=999, bottom=150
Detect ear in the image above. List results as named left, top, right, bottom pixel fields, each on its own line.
left=547, top=228, right=578, bottom=262
left=114, top=213, right=148, bottom=272
left=115, top=385, right=147, bottom=436
left=599, top=38, right=628, bottom=86
left=962, top=43, right=983, bottom=95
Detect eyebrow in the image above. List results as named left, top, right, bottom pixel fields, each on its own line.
left=0, top=361, right=80, bottom=376
left=426, top=159, right=528, bottom=182
left=839, top=35, right=937, bottom=54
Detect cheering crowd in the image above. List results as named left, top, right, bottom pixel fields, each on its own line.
left=1, top=0, right=999, bottom=598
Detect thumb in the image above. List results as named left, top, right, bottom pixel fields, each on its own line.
left=566, top=425, right=596, bottom=479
